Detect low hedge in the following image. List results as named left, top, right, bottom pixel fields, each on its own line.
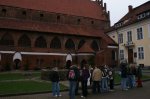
left=41, top=69, right=68, bottom=81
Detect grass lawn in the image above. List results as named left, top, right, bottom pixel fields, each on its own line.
left=0, top=81, right=67, bottom=96
left=0, top=72, right=41, bottom=81
left=0, top=71, right=150, bottom=96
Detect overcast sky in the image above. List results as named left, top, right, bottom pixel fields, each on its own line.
left=101, top=0, right=149, bottom=26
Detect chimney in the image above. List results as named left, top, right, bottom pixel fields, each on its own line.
left=128, top=5, right=133, bottom=12
left=104, top=3, right=107, bottom=11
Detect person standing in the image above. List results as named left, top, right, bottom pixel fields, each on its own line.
left=68, top=65, right=79, bottom=99
left=81, top=65, right=90, bottom=98
left=136, top=65, right=143, bottom=87
left=50, top=67, right=61, bottom=97
left=92, top=66, right=102, bottom=93
left=120, top=59, right=128, bottom=91
left=101, top=65, right=109, bottom=92
left=108, top=67, right=115, bottom=91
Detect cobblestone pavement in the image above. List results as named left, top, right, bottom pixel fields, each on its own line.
left=1, top=81, right=150, bottom=99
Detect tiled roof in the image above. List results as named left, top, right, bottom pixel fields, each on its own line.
left=118, top=1, right=150, bottom=23
left=78, top=42, right=94, bottom=53
left=116, top=1, right=150, bottom=26
left=0, top=18, right=115, bottom=45
left=0, top=0, right=107, bottom=20
left=106, top=1, right=150, bottom=32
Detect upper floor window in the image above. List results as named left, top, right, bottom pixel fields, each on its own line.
left=137, top=27, right=143, bottom=40
left=2, top=8, right=7, bottom=13
left=118, top=33, right=123, bottom=44
left=22, top=11, right=27, bottom=16
left=127, top=31, right=132, bottom=42
left=120, top=50, right=124, bottom=60
left=77, top=19, right=81, bottom=25
left=138, top=47, right=144, bottom=59
left=57, top=15, right=60, bottom=22
left=40, top=13, right=44, bottom=17
left=91, top=21, right=94, bottom=25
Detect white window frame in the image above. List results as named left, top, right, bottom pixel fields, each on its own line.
left=127, top=31, right=132, bottom=42
left=137, top=27, right=143, bottom=40
left=137, top=46, right=144, bottom=60
left=118, top=33, right=123, bottom=44
left=120, top=49, right=124, bottom=60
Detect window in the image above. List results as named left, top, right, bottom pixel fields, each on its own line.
left=50, top=37, right=61, bottom=49
left=138, top=47, right=144, bottom=59
left=91, top=21, right=94, bottom=25
left=118, top=33, right=123, bottom=44
left=22, top=11, right=27, bottom=15
left=112, top=50, right=117, bottom=61
left=65, top=39, right=75, bottom=50
left=40, top=13, right=44, bottom=17
left=91, top=40, right=99, bottom=51
left=120, top=50, right=124, bottom=60
left=137, top=27, right=143, bottom=40
left=35, top=36, right=47, bottom=48
left=2, top=8, right=7, bottom=13
left=127, top=31, right=132, bottom=42
left=0, top=33, right=14, bottom=46
left=77, top=19, right=81, bottom=24
left=18, top=34, right=31, bottom=47
left=57, top=15, right=60, bottom=22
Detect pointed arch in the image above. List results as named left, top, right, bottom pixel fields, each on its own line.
left=50, top=37, right=61, bottom=49
left=65, top=39, right=75, bottom=50
left=35, top=36, right=47, bottom=48
left=78, top=39, right=85, bottom=49
left=0, top=33, right=14, bottom=46
left=18, top=34, right=31, bottom=47
left=91, top=40, right=99, bottom=51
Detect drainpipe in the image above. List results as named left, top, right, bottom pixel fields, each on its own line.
left=115, top=29, right=120, bottom=67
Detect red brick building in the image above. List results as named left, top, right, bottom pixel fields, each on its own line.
left=0, top=0, right=117, bottom=70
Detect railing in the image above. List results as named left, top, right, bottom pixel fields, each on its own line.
left=124, top=41, right=134, bottom=47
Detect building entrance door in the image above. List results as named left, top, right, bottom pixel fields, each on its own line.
left=128, top=49, right=133, bottom=64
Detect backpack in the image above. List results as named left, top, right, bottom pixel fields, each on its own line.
left=68, top=69, right=76, bottom=80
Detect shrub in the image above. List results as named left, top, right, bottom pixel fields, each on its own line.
left=41, top=69, right=68, bottom=81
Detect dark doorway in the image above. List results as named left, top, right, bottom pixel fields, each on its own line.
left=14, top=59, right=21, bottom=69
left=128, top=49, right=133, bottom=64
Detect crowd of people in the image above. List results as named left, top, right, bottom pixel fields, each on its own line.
left=49, top=61, right=143, bottom=99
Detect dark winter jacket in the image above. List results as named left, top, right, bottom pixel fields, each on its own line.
left=50, top=71, right=59, bottom=82
left=81, top=69, right=90, bottom=81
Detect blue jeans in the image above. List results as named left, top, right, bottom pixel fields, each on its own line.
left=69, top=81, right=77, bottom=99
left=52, top=82, right=60, bottom=96
left=121, top=78, right=127, bottom=90
left=101, top=77, right=109, bottom=92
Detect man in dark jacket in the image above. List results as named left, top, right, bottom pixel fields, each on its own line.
left=120, top=59, right=128, bottom=91
left=50, top=67, right=61, bottom=97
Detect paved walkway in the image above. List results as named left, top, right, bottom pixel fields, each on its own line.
left=1, top=81, right=150, bottom=99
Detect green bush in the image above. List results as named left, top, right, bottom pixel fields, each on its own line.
left=41, top=69, right=68, bottom=81
left=4, top=62, right=11, bottom=71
